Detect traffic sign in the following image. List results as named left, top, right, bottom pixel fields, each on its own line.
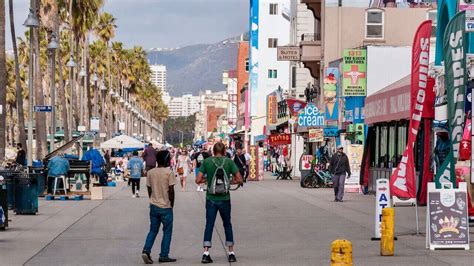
left=34, top=105, right=52, bottom=112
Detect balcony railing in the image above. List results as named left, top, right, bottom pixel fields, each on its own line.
left=301, top=33, right=321, bottom=42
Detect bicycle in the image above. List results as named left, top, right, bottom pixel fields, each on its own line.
left=300, top=162, right=333, bottom=188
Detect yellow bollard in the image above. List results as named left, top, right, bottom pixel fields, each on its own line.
left=380, top=207, right=395, bottom=256
left=330, top=239, right=353, bottom=266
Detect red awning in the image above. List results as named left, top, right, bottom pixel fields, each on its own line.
left=365, top=75, right=411, bottom=125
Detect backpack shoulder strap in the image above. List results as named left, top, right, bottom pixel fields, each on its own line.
left=212, top=158, right=225, bottom=168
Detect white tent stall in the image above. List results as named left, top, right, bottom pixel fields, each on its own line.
left=100, top=135, right=145, bottom=149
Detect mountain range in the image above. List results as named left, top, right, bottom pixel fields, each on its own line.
left=147, top=37, right=240, bottom=97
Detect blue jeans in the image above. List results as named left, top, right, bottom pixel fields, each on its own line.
left=143, top=205, right=173, bottom=257
left=203, top=200, right=234, bottom=248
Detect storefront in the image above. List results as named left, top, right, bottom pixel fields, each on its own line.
left=364, top=75, right=413, bottom=191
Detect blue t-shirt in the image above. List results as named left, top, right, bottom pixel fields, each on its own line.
left=128, top=157, right=144, bottom=179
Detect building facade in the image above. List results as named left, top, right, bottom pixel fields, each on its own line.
left=150, top=64, right=167, bottom=90
left=223, top=70, right=238, bottom=129
left=249, top=0, right=292, bottom=143
left=194, top=90, right=228, bottom=140
left=167, top=94, right=200, bottom=118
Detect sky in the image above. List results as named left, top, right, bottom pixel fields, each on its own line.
left=6, top=0, right=249, bottom=49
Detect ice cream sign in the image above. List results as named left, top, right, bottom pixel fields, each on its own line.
left=298, top=103, right=325, bottom=127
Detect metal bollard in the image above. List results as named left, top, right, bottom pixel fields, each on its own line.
left=380, top=207, right=395, bottom=256
left=331, top=239, right=353, bottom=266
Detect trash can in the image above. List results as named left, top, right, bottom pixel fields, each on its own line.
left=0, top=176, right=8, bottom=229
left=0, top=170, right=21, bottom=210
left=14, top=173, right=38, bottom=215
left=30, top=167, right=46, bottom=197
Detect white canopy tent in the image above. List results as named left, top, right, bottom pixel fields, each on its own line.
left=149, top=140, right=164, bottom=149
left=100, top=135, right=145, bottom=149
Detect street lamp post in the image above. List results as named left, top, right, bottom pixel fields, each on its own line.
left=24, top=8, right=39, bottom=167
left=177, top=130, right=184, bottom=148
left=78, top=65, right=86, bottom=156
left=66, top=54, right=77, bottom=141
left=47, top=32, right=59, bottom=153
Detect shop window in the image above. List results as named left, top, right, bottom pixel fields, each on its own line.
left=427, top=9, right=437, bottom=39
left=268, top=38, right=278, bottom=48
left=269, top=3, right=278, bottom=15
left=291, top=66, right=297, bottom=88
left=268, top=69, right=278, bottom=79
left=365, top=9, right=384, bottom=39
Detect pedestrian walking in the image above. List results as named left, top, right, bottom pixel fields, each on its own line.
left=195, top=142, right=243, bottom=264
left=328, top=145, right=351, bottom=202
left=143, top=143, right=157, bottom=172
left=233, top=144, right=247, bottom=187
left=142, top=150, right=176, bottom=264
left=192, top=148, right=210, bottom=192
left=104, top=150, right=111, bottom=173
left=128, top=151, right=144, bottom=198
left=176, top=150, right=192, bottom=192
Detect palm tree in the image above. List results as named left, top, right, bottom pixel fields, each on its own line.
left=9, top=0, right=26, bottom=150
left=0, top=0, right=6, bottom=160
left=33, top=0, right=48, bottom=159
left=94, top=12, right=116, bottom=138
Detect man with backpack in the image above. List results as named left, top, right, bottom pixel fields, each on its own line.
left=195, top=142, right=243, bottom=264
left=192, top=148, right=210, bottom=192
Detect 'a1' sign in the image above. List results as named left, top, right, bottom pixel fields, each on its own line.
left=374, top=178, right=391, bottom=239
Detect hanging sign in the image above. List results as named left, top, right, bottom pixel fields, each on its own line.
left=34, top=105, right=52, bottom=112
left=373, top=178, right=391, bottom=240
left=342, top=49, right=367, bottom=96
left=297, top=103, right=325, bottom=127
left=426, top=182, right=470, bottom=250
left=308, top=128, right=324, bottom=142
left=286, top=98, right=307, bottom=116
left=269, top=134, right=291, bottom=146
left=90, top=117, right=100, bottom=132
left=267, top=93, right=277, bottom=125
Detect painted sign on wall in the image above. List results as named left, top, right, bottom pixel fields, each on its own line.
left=324, top=68, right=339, bottom=120
left=342, top=49, right=367, bottom=96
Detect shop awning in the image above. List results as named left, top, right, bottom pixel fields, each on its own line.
left=364, top=75, right=411, bottom=125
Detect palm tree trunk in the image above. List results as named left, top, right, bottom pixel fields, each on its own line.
left=86, top=37, right=92, bottom=131
left=33, top=0, right=47, bottom=159
left=9, top=0, right=26, bottom=150
left=58, top=47, right=69, bottom=142
left=0, top=0, right=7, bottom=161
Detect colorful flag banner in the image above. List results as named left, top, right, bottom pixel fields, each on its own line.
left=435, top=11, right=467, bottom=188
left=390, top=20, right=432, bottom=198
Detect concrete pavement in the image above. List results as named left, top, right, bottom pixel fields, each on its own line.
left=0, top=173, right=473, bottom=265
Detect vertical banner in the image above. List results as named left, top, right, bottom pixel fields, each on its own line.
left=324, top=68, right=339, bottom=120
left=390, top=20, right=432, bottom=198
left=248, top=145, right=259, bottom=181
left=249, top=0, right=259, bottom=117
left=342, top=49, right=367, bottom=96
left=436, top=12, right=467, bottom=188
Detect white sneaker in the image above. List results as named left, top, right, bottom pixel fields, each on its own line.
left=135, top=191, right=140, bottom=198
left=132, top=194, right=136, bottom=198
left=197, top=186, right=201, bottom=192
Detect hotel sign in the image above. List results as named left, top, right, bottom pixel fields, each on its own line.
left=277, top=46, right=300, bottom=61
